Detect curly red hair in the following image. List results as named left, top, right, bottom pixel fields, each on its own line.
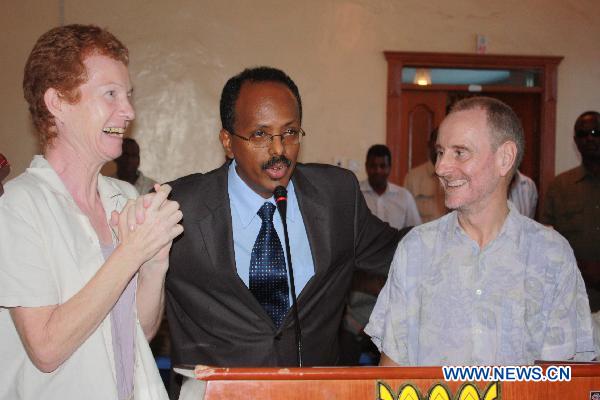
left=23, top=24, right=129, bottom=150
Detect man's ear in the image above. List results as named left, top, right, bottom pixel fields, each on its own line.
left=43, top=88, right=64, bottom=121
left=219, top=129, right=234, bottom=159
left=497, top=141, right=518, bottom=177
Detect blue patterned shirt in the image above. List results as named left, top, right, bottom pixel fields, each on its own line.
left=365, top=204, right=595, bottom=365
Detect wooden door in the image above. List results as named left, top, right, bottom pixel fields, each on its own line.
left=488, top=92, right=541, bottom=183
left=398, top=90, right=446, bottom=181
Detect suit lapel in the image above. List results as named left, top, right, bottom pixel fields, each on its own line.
left=292, top=166, right=332, bottom=302
left=194, top=164, right=272, bottom=321
left=192, top=164, right=234, bottom=272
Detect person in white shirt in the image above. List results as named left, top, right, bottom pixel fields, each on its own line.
left=404, top=129, right=448, bottom=223
left=508, top=170, right=538, bottom=218
left=340, top=144, right=419, bottom=365
left=115, top=138, right=159, bottom=195
left=360, top=144, right=421, bottom=229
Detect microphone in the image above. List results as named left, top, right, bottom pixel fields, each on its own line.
left=273, top=186, right=288, bottom=220
left=273, top=185, right=303, bottom=367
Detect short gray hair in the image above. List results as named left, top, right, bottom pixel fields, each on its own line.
left=449, top=96, right=524, bottom=176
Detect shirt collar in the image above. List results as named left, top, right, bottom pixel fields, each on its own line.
left=495, top=202, right=522, bottom=248
left=27, top=155, right=71, bottom=198
left=359, top=179, right=373, bottom=193
left=448, top=210, right=462, bottom=243
left=576, top=165, right=599, bottom=183
left=27, top=155, right=127, bottom=221
left=386, top=183, right=400, bottom=194
left=98, top=174, right=129, bottom=222
left=360, top=180, right=398, bottom=195
left=448, top=201, right=521, bottom=250
left=228, top=160, right=297, bottom=228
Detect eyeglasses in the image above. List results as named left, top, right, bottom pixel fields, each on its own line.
left=229, top=128, right=306, bottom=148
left=575, top=128, right=600, bottom=138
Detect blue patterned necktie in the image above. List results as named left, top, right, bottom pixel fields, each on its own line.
left=249, top=202, right=290, bottom=327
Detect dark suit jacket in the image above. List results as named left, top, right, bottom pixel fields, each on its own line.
left=166, top=162, right=403, bottom=368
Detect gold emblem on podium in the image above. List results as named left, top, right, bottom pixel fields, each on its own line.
left=377, top=382, right=499, bottom=400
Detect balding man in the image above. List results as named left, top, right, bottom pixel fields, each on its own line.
left=366, top=97, right=595, bottom=365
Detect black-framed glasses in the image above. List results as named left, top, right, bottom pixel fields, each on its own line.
left=575, top=128, right=600, bottom=138
left=229, top=128, right=306, bottom=148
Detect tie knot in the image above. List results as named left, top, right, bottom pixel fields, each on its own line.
left=257, top=202, right=276, bottom=222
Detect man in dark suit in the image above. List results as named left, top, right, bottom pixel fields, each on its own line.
left=166, top=67, right=403, bottom=373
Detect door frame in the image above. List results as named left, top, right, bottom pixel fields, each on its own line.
left=384, top=51, right=562, bottom=204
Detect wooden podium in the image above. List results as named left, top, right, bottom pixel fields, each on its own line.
left=178, top=364, right=600, bottom=400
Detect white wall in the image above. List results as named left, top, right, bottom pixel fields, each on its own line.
left=2, top=0, right=599, bottom=183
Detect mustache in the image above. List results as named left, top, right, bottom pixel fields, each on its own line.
left=262, top=156, right=292, bottom=170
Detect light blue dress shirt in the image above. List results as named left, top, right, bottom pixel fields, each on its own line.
left=228, top=161, right=315, bottom=301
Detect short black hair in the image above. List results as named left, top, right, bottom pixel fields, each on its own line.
left=122, top=137, right=138, bottom=146
left=575, top=111, right=600, bottom=130
left=219, top=66, right=302, bottom=134
left=366, top=144, right=392, bottom=165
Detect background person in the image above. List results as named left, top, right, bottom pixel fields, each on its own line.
left=542, top=111, right=600, bottom=312
left=115, top=137, right=158, bottom=195
left=360, top=144, right=421, bottom=229
left=0, top=25, right=183, bottom=400
left=404, top=129, right=448, bottom=223
left=508, top=170, right=538, bottom=218
left=340, top=144, right=418, bottom=365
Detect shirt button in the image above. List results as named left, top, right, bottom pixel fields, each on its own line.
left=475, top=328, right=482, bottom=334
left=476, top=289, right=482, bottom=295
